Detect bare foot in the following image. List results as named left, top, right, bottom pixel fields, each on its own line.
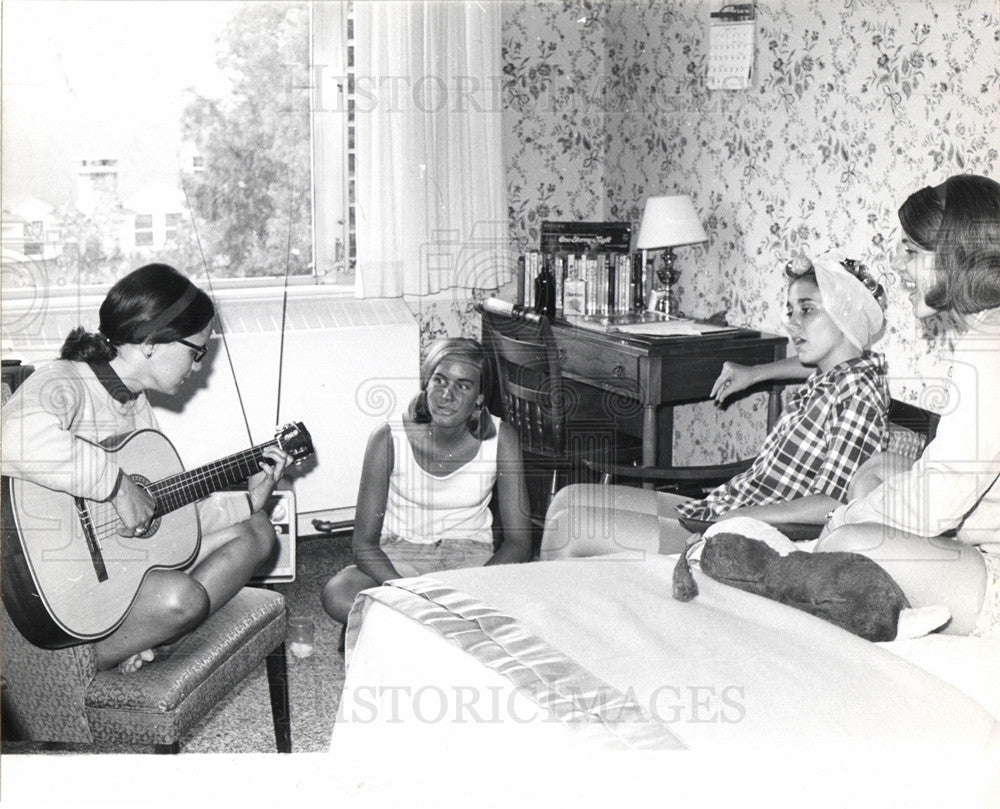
left=117, top=648, right=155, bottom=674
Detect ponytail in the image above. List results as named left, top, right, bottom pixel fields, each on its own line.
left=60, top=327, right=117, bottom=363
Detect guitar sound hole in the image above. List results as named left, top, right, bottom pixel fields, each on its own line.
left=129, top=474, right=161, bottom=537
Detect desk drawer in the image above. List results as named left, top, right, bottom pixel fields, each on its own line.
left=659, top=344, right=780, bottom=401
left=560, top=341, right=640, bottom=390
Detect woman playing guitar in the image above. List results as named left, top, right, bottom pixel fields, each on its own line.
left=1, top=264, right=293, bottom=673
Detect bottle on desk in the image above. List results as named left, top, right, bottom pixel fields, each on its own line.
left=533, top=257, right=557, bottom=317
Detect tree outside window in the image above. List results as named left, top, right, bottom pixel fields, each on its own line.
left=1, top=1, right=347, bottom=293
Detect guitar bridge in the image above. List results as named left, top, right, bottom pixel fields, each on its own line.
left=75, top=497, right=109, bottom=582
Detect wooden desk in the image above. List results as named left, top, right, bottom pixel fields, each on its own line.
left=549, top=319, right=787, bottom=467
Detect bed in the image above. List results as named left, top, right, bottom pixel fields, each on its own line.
left=332, top=549, right=999, bottom=749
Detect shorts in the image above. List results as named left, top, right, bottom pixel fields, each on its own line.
left=970, top=550, right=1000, bottom=639
left=380, top=534, right=494, bottom=578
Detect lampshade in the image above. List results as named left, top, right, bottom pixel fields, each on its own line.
left=635, top=195, right=708, bottom=249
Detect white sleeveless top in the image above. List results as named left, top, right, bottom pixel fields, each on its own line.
left=381, top=413, right=499, bottom=546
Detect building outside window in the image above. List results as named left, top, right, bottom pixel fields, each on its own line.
left=164, top=213, right=183, bottom=244
left=134, top=214, right=154, bottom=248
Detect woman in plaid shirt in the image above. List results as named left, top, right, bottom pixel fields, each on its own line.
left=541, top=252, right=888, bottom=559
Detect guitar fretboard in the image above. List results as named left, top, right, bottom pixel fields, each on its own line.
left=150, top=439, right=280, bottom=516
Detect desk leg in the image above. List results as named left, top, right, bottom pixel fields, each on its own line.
left=641, top=405, right=664, bottom=490
left=658, top=407, right=673, bottom=467
left=642, top=405, right=658, bottom=467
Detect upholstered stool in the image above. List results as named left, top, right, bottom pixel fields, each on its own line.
left=2, top=587, right=291, bottom=753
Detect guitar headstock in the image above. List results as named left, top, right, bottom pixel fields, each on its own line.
left=275, top=422, right=314, bottom=462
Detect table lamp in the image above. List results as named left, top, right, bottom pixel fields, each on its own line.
left=636, top=195, right=708, bottom=315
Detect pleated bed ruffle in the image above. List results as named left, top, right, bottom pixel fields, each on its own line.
left=347, top=576, right=686, bottom=751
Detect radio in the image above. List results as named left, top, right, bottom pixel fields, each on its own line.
left=252, top=488, right=297, bottom=584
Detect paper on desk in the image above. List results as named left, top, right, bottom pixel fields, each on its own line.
left=615, top=319, right=734, bottom=336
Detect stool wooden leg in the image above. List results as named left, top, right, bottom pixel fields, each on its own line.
left=265, top=642, right=292, bottom=753
left=155, top=742, right=180, bottom=754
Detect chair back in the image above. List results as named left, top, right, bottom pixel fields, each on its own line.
left=479, top=306, right=567, bottom=457
left=886, top=398, right=940, bottom=462
left=777, top=387, right=940, bottom=463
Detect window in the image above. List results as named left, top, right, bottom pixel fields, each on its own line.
left=164, top=212, right=183, bottom=244
left=311, top=1, right=354, bottom=280
left=1, top=1, right=352, bottom=294
left=134, top=214, right=154, bottom=248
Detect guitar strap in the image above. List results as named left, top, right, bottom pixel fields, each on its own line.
left=88, top=361, right=140, bottom=405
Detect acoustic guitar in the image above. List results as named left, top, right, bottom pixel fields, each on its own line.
left=1, top=422, right=313, bottom=649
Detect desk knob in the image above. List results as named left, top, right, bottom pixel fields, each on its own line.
left=557, top=347, right=568, bottom=363
left=612, top=362, right=625, bottom=378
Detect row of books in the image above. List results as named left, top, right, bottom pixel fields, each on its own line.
left=515, top=251, right=650, bottom=317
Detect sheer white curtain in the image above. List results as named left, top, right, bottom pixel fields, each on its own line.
left=353, top=1, right=507, bottom=297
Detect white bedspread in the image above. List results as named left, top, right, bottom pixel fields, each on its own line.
left=334, top=554, right=999, bottom=757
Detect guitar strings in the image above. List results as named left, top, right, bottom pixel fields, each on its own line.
left=96, top=439, right=285, bottom=533
left=152, top=444, right=274, bottom=500
left=92, top=450, right=268, bottom=534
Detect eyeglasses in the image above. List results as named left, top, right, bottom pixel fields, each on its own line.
left=176, top=338, right=208, bottom=363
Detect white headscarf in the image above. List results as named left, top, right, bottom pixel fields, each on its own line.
left=809, top=249, right=884, bottom=350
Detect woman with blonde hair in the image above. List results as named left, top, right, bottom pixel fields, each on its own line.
left=321, top=338, right=531, bottom=628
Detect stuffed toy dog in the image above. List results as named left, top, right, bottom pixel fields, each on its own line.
left=672, top=518, right=947, bottom=643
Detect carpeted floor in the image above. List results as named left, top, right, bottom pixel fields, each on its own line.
left=180, top=531, right=353, bottom=754
left=3, top=531, right=354, bottom=755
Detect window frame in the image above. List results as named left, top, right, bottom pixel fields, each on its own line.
left=310, top=1, right=353, bottom=286
left=0, top=1, right=356, bottom=302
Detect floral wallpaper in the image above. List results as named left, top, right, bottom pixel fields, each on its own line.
left=499, top=0, right=1000, bottom=463
left=405, top=287, right=493, bottom=359
left=502, top=1, right=615, bottom=247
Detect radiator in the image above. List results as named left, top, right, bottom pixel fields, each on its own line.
left=1, top=288, right=420, bottom=532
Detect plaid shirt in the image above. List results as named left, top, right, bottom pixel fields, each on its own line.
left=675, top=353, right=889, bottom=521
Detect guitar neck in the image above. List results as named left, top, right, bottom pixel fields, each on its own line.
left=149, top=439, right=279, bottom=517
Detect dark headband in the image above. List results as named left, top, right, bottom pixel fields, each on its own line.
left=133, top=282, right=201, bottom=341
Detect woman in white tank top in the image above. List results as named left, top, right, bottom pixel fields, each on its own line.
left=321, top=339, right=532, bottom=628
